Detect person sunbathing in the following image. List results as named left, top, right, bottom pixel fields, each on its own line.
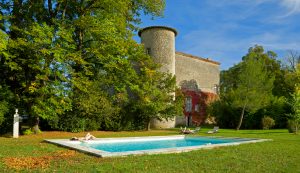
left=180, top=127, right=192, bottom=134
left=180, top=127, right=200, bottom=134
left=184, top=128, right=193, bottom=134
left=70, top=133, right=96, bottom=141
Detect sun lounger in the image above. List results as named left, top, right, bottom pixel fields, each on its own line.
left=190, top=127, right=201, bottom=133
left=207, top=126, right=219, bottom=134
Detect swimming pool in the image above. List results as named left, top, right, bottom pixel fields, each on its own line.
left=45, top=135, right=271, bottom=157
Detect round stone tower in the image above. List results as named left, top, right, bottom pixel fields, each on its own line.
left=139, top=26, right=177, bottom=129
left=138, top=26, right=177, bottom=74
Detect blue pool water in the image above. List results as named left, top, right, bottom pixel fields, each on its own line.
left=81, top=137, right=251, bottom=153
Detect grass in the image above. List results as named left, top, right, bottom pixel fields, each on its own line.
left=0, top=128, right=299, bottom=173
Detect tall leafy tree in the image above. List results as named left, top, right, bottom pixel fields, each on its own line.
left=234, top=55, right=274, bottom=129
left=0, top=0, right=181, bottom=132
left=288, top=64, right=300, bottom=134
left=128, top=63, right=183, bottom=130
left=2, top=22, right=72, bottom=132
left=221, top=46, right=275, bottom=130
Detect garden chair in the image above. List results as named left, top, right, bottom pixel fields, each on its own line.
left=190, top=127, right=201, bottom=134
left=207, top=126, right=219, bottom=134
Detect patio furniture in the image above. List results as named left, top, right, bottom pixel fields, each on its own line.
left=207, top=126, right=219, bottom=134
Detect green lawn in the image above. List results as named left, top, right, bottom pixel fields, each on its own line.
left=0, top=129, right=299, bottom=173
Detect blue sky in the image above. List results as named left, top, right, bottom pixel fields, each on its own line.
left=135, top=0, right=300, bottom=70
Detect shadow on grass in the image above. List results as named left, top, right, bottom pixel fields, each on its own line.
left=196, top=129, right=290, bottom=137
left=240, top=130, right=288, bottom=135
left=0, top=133, right=13, bottom=138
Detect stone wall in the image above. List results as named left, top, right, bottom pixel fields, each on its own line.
left=175, top=52, right=220, bottom=93
left=175, top=52, right=220, bottom=126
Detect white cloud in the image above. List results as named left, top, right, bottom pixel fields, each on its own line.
left=210, top=0, right=300, bottom=18
left=179, top=22, right=300, bottom=69
left=280, top=0, right=300, bottom=17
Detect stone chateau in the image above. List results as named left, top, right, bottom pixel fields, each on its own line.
left=138, top=26, right=220, bottom=128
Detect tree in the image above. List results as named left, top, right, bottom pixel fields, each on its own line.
left=0, top=17, right=10, bottom=127
left=285, top=51, right=300, bottom=72
left=0, top=23, right=73, bottom=133
left=128, top=65, right=183, bottom=130
left=213, top=46, right=298, bottom=130
left=288, top=64, right=300, bottom=134
left=234, top=46, right=275, bottom=130
left=0, top=0, right=175, bottom=132
left=226, top=46, right=275, bottom=130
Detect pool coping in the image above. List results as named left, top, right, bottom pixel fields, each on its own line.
left=44, top=135, right=272, bottom=157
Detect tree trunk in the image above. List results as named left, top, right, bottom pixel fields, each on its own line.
left=32, top=117, right=40, bottom=134
left=236, top=104, right=246, bottom=130
left=147, top=120, right=151, bottom=131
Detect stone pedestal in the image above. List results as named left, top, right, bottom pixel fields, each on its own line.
left=13, top=109, right=19, bottom=138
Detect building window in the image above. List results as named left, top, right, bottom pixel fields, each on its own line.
left=195, top=104, right=199, bottom=112
left=185, top=97, right=192, bottom=112
left=146, top=48, right=151, bottom=55
left=213, top=84, right=219, bottom=94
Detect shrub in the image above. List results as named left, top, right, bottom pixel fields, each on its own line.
left=23, top=129, right=33, bottom=135
left=264, top=96, right=291, bottom=128
left=262, top=116, right=275, bottom=129
left=58, top=116, right=90, bottom=133
left=288, top=119, right=299, bottom=134
left=0, top=101, right=9, bottom=126
left=207, top=100, right=240, bottom=128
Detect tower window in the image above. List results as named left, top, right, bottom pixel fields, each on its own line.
left=146, top=48, right=151, bottom=55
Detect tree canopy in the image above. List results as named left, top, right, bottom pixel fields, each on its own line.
left=210, top=45, right=296, bottom=130
left=227, top=46, right=275, bottom=130
left=288, top=64, right=300, bottom=134
left=0, top=0, right=184, bottom=133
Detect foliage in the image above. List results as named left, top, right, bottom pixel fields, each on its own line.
left=263, top=96, right=291, bottom=128
left=261, top=116, right=275, bottom=130
left=125, top=66, right=183, bottom=130
left=284, top=51, right=300, bottom=72
left=0, top=85, right=13, bottom=131
left=0, top=0, right=179, bottom=132
left=0, top=21, right=72, bottom=131
left=242, top=96, right=291, bottom=129
left=287, top=64, right=300, bottom=134
left=0, top=101, right=8, bottom=125
left=58, top=81, right=119, bottom=132
left=22, top=129, right=33, bottom=135
left=207, top=99, right=239, bottom=128
left=287, top=119, right=299, bottom=134
left=224, top=46, right=275, bottom=130
left=217, top=45, right=296, bottom=129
